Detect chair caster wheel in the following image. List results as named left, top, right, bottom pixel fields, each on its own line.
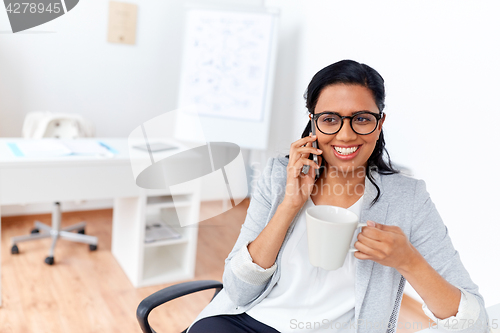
left=31, top=228, right=40, bottom=234
left=77, top=229, right=85, bottom=234
left=45, top=256, right=55, bottom=265
left=89, top=244, right=98, bottom=251
left=11, top=244, right=19, bottom=254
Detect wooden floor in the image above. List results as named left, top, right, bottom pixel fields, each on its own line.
left=0, top=199, right=432, bottom=333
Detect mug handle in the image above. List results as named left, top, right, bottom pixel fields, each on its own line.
left=348, top=222, right=367, bottom=252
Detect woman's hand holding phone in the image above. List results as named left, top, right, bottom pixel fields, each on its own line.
left=246, top=135, right=322, bottom=269
left=282, top=135, right=322, bottom=210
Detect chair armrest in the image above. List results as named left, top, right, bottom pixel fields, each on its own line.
left=137, top=280, right=223, bottom=333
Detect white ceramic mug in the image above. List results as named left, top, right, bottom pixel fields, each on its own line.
left=306, top=205, right=366, bottom=270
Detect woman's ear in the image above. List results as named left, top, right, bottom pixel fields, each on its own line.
left=378, top=113, right=386, bottom=130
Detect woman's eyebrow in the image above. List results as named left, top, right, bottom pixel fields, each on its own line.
left=350, top=110, right=373, bottom=114
left=319, top=110, right=373, bottom=115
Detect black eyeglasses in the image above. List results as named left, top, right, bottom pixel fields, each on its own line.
left=311, top=111, right=383, bottom=135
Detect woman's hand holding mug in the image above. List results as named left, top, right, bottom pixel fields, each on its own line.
left=354, top=221, right=420, bottom=273
left=282, top=135, right=322, bottom=210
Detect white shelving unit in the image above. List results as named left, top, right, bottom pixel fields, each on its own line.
left=111, top=185, right=200, bottom=288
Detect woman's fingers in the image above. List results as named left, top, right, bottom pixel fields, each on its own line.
left=289, top=158, right=308, bottom=178
left=293, top=139, right=310, bottom=165
left=290, top=136, right=321, bottom=165
left=284, top=135, right=323, bottom=208
left=290, top=157, right=320, bottom=177
left=290, top=134, right=317, bottom=149
left=289, top=136, right=314, bottom=164
left=296, top=145, right=322, bottom=162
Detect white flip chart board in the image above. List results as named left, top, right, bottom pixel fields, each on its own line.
left=175, top=8, right=279, bottom=150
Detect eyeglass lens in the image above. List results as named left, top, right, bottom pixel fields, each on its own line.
left=317, top=112, right=378, bottom=135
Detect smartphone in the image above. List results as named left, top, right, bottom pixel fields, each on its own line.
left=301, top=119, right=320, bottom=180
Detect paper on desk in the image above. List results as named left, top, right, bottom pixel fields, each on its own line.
left=10, top=140, right=115, bottom=157
left=63, top=140, right=111, bottom=156
left=15, top=140, right=73, bottom=157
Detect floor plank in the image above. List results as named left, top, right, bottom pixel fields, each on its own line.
left=1, top=199, right=430, bottom=332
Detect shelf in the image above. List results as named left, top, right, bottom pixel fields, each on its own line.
left=146, top=194, right=192, bottom=209
left=142, top=243, right=191, bottom=284
left=113, top=181, right=199, bottom=288
left=146, top=211, right=187, bottom=231
left=144, top=212, right=196, bottom=245
left=144, top=237, right=188, bottom=248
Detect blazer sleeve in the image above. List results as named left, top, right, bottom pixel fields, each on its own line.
left=409, top=179, right=490, bottom=332
left=222, top=157, right=279, bottom=306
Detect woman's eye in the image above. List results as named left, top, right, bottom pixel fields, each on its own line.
left=354, top=115, right=373, bottom=123
left=320, top=116, right=339, bottom=124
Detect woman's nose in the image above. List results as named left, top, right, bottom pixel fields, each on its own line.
left=335, top=119, right=357, bottom=141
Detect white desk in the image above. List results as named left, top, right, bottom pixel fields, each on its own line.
left=0, top=139, right=140, bottom=206
left=0, top=138, right=200, bottom=306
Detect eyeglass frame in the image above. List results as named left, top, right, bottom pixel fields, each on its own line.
left=310, top=111, right=384, bottom=135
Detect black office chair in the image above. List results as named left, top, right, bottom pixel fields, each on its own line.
left=137, top=280, right=223, bottom=333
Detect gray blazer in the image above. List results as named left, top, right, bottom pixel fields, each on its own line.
left=188, top=156, right=489, bottom=333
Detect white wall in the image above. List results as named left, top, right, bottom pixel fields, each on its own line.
left=0, top=0, right=262, bottom=138
left=296, top=0, right=500, bottom=307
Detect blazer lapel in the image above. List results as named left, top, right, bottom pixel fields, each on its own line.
left=355, top=172, right=389, bottom=322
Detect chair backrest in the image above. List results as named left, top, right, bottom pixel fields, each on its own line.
left=22, top=111, right=95, bottom=139
left=42, top=118, right=83, bottom=139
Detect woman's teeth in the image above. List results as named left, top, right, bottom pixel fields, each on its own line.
left=334, top=146, right=359, bottom=155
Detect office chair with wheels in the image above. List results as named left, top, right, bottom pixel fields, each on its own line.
left=10, top=112, right=98, bottom=265
left=137, top=280, right=223, bottom=333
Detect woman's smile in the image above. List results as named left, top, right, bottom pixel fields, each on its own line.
left=331, top=144, right=362, bottom=159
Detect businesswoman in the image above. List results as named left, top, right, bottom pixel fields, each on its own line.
left=188, top=60, right=489, bottom=332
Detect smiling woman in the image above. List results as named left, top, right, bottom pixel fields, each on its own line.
left=186, top=60, right=490, bottom=333
left=301, top=60, right=397, bottom=207
left=311, top=84, right=385, bottom=207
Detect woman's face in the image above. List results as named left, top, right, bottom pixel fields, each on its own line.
left=314, top=84, right=385, bottom=175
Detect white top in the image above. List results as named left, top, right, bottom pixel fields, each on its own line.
left=232, top=185, right=480, bottom=332
left=246, top=195, right=364, bottom=332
